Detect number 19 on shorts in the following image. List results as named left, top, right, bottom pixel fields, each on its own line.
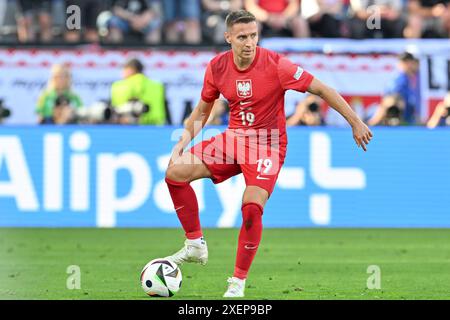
left=257, top=158, right=272, bottom=174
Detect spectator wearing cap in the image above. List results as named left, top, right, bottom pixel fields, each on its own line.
left=245, top=0, right=310, bottom=38
left=368, top=52, right=421, bottom=125
left=36, top=64, right=83, bottom=124
left=111, top=58, right=166, bottom=125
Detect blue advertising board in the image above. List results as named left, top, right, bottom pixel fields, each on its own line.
left=0, top=126, right=449, bottom=228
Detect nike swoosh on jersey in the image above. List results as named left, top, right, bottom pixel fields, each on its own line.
left=244, top=245, right=258, bottom=250
left=239, top=101, right=252, bottom=105
left=256, top=175, right=270, bottom=180
left=175, top=205, right=185, bottom=211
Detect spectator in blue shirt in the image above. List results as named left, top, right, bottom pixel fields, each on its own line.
left=368, top=52, right=421, bottom=126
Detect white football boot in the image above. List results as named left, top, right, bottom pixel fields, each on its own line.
left=223, top=277, right=246, bottom=298
left=166, top=237, right=208, bottom=266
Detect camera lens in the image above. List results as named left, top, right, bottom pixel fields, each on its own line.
left=0, top=108, right=10, bottom=118
left=386, top=105, right=400, bottom=118
left=55, top=95, right=70, bottom=106
left=308, top=102, right=319, bottom=112
left=0, top=99, right=11, bottom=119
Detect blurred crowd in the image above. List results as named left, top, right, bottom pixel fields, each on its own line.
left=0, top=52, right=442, bottom=128
left=0, top=1, right=449, bottom=128
left=0, top=0, right=449, bottom=44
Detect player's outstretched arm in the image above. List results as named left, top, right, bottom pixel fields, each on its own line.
left=171, top=99, right=214, bottom=162
left=307, top=77, right=373, bottom=151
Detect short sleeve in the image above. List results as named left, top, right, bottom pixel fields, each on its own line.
left=277, top=57, right=314, bottom=93
left=201, top=63, right=220, bottom=103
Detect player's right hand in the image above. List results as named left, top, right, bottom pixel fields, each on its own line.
left=352, top=120, right=373, bottom=152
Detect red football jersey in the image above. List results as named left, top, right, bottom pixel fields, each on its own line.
left=201, top=46, right=314, bottom=146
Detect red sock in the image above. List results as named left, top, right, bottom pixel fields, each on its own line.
left=234, top=202, right=263, bottom=280
left=165, top=178, right=203, bottom=239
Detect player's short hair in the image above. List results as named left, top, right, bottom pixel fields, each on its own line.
left=225, top=10, right=256, bottom=29
left=123, top=58, right=144, bottom=73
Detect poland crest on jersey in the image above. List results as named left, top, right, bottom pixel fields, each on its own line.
left=236, top=80, right=252, bottom=98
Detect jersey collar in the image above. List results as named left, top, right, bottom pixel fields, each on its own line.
left=231, top=46, right=260, bottom=73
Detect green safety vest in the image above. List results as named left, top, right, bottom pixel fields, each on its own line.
left=111, top=73, right=166, bottom=125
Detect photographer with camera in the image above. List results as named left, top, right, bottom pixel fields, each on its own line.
left=427, top=92, right=450, bottom=128
left=286, top=94, right=325, bottom=126
left=36, top=64, right=83, bottom=124
left=0, top=99, right=12, bottom=124
left=368, top=52, right=421, bottom=126
left=368, top=94, right=406, bottom=126
left=110, top=58, right=166, bottom=125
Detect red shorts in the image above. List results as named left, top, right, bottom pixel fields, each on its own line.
left=188, top=129, right=286, bottom=196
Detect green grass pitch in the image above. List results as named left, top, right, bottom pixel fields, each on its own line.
left=1, top=228, right=450, bottom=300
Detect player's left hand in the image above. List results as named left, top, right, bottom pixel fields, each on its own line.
left=352, top=120, right=373, bottom=152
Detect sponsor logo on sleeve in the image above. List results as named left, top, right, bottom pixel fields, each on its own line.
left=294, top=66, right=304, bottom=80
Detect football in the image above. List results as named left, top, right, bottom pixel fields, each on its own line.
left=140, top=259, right=182, bottom=297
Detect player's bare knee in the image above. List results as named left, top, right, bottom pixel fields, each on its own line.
left=165, top=165, right=191, bottom=183
left=242, top=187, right=269, bottom=207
